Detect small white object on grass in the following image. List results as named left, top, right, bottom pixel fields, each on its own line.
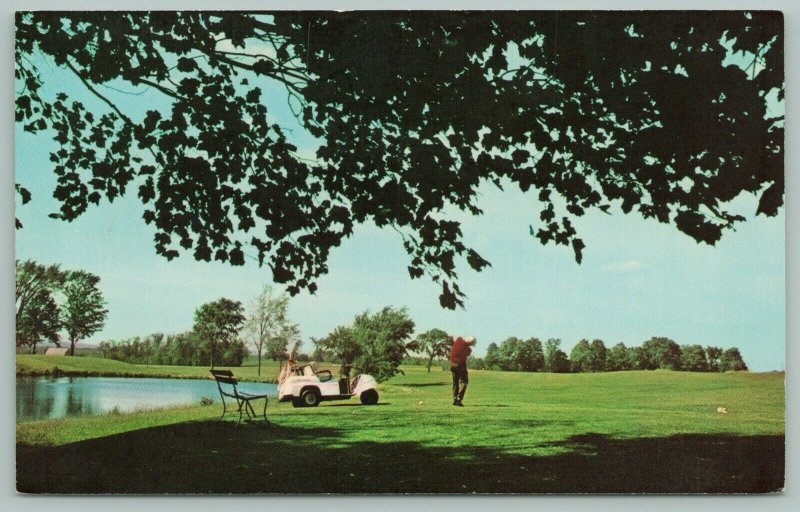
left=717, top=407, right=728, bottom=414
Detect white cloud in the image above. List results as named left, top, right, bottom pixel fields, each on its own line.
left=600, top=260, right=649, bottom=273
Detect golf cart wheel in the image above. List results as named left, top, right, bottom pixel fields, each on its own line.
left=360, top=389, right=379, bottom=405
left=301, top=388, right=321, bottom=407
left=291, top=398, right=304, bottom=408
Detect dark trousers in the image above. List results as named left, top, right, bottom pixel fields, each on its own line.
left=451, top=364, right=469, bottom=402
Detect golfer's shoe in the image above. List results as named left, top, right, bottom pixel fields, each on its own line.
left=453, top=399, right=463, bottom=406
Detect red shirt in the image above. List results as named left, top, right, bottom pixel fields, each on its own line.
left=449, top=337, right=472, bottom=366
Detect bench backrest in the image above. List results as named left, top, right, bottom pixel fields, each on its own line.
left=210, top=369, right=239, bottom=387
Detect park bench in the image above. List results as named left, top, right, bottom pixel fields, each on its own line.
left=210, top=369, right=269, bottom=424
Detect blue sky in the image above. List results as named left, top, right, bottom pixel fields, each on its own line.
left=15, top=38, right=785, bottom=371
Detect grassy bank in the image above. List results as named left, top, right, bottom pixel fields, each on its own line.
left=16, top=354, right=283, bottom=383
left=16, top=365, right=784, bottom=493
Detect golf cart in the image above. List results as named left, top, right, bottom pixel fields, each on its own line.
left=277, top=361, right=379, bottom=407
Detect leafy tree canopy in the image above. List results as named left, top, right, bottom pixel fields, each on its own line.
left=15, top=259, right=66, bottom=328
left=642, top=337, right=683, bottom=370
left=720, top=347, right=749, bottom=372
left=243, top=285, right=297, bottom=374
left=319, top=307, right=415, bottom=382
left=351, top=307, right=416, bottom=382
left=544, top=338, right=570, bottom=373
left=412, top=328, right=452, bottom=372
left=317, top=326, right=361, bottom=373
left=705, top=345, right=723, bottom=372
left=605, top=342, right=631, bottom=371
left=15, top=260, right=65, bottom=352
left=62, top=270, right=109, bottom=355
left=193, top=297, right=246, bottom=367
left=16, top=287, right=61, bottom=354
left=15, top=12, right=784, bottom=308
left=680, top=344, right=710, bottom=372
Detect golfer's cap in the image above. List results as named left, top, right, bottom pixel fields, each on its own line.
left=466, top=337, right=476, bottom=343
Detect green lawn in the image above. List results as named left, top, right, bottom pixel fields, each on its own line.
left=16, top=354, right=285, bottom=382
left=16, top=360, right=784, bottom=494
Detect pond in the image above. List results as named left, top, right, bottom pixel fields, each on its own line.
left=16, top=376, right=278, bottom=422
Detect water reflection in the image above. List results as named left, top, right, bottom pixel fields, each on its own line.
left=16, top=377, right=277, bottom=422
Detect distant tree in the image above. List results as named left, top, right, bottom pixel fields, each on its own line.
left=705, top=346, right=723, bottom=372
left=413, top=328, right=452, bottom=372
left=586, top=339, right=607, bottom=372
left=606, top=342, right=631, bottom=371
left=570, top=339, right=592, bottom=372
left=484, top=342, right=501, bottom=370
left=518, top=338, right=546, bottom=372
left=16, top=13, right=784, bottom=309
left=310, top=336, right=334, bottom=362
left=16, top=288, right=61, bottom=354
left=15, top=259, right=66, bottom=352
left=642, top=337, right=682, bottom=370
left=628, top=346, right=650, bottom=370
left=498, top=337, right=522, bottom=371
left=193, top=298, right=246, bottom=368
left=550, top=350, right=570, bottom=374
left=467, top=355, right=485, bottom=370
left=318, top=326, right=361, bottom=376
left=680, top=344, right=710, bottom=372
left=281, top=325, right=303, bottom=360
left=719, top=348, right=748, bottom=372
left=61, top=270, right=108, bottom=356
left=243, top=285, right=296, bottom=375
left=221, top=336, right=251, bottom=367
left=102, top=331, right=239, bottom=366
left=545, top=339, right=570, bottom=373
left=350, top=307, right=416, bottom=382
left=97, top=340, right=110, bottom=358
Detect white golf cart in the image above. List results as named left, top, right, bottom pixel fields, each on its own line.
left=277, top=361, right=379, bottom=407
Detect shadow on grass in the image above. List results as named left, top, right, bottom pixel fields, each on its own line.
left=17, top=420, right=783, bottom=494
left=400, top=382, right=449, bottom=387
left=324, top=402, right=392, bottom=407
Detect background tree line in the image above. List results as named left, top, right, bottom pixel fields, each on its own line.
left=98, top=331, right=249, bottom=367
left=464, top=336, right=747, bottom=373
left=98, top=285, right=301, bottom=371
left=21, top=258, right=747, bottom=376
left=99, top=305, right=748, bottom=376
left=99, top=302, right=420, bottom=384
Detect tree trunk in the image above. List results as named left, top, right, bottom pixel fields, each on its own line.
left=257, top=348, right=262, bottom=376
left=30, top=342, right=37, bottom=355
left=210, top=340, right=215, bottom=369
left=427, top=353, right=434, bottom=373
left=69, top=338, right=76, bottom=356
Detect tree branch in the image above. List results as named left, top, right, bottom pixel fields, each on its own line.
left=135, top=78, right=183, bottom=100
left=212, top=52, right=309, bottom=94
left=65, top=60, right=133, bottom=125
left=66, top=60, right=166, bottom=168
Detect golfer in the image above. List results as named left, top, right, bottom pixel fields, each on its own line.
left=449, top=336, right=476, bottom=406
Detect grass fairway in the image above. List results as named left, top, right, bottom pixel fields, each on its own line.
left=16, top=364, right=784, bottom=494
